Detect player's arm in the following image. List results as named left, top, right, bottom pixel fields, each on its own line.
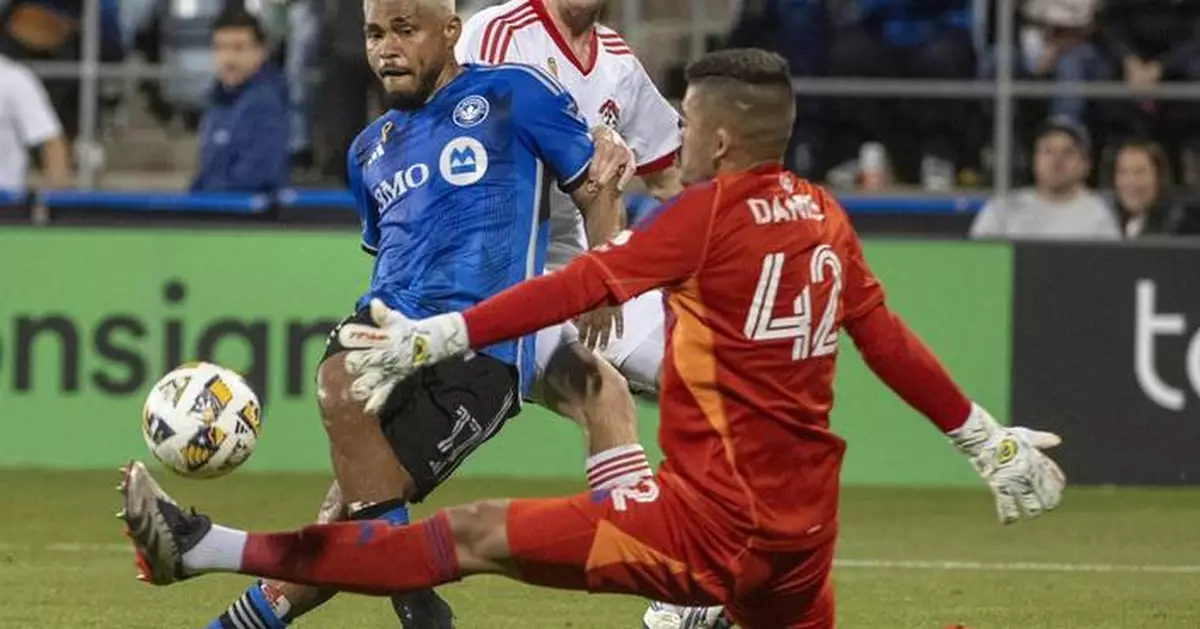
left=639, top=165, right=683, bottom=202
left=503, top=67, right=632, bottom=246
left=623, top=56, right=684, bottom=202
left=832, top=197, right=1065, bottom=524
left=342, top=184, right=716, bottom=411
left=507, top=66, right=633, bottom=346
left=347, top=145, right=380, bottom=255
left=569, top=131, right=629, bottom=249
left=463, top=183, right=713, bottom=347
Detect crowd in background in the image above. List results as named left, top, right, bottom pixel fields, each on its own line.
left=1, top=0, right=1199, bottom=239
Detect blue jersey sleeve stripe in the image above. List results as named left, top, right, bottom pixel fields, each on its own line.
left=560, top=157, right=592, bottom=191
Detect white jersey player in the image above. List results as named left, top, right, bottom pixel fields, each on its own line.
left=456, top=0, right=681, bottom=391
left=457, top=3, right=727, bottom=628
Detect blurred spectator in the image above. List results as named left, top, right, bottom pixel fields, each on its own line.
left=0, top=0, right=124, bottom=140
left=314, top=0, right=378, bottom=184
left=191, top=8, right=289, bottom=193
left=153, top=0, right=283, bottom=128
left=1100, top=0, right=1200, bottom=186
left=824, top=0, right=976, bottom=191
left=0, top=52, right=70, bottom=190
left=971, top=115, right=1119, bottom=240
left=1013, top=0, right=1106, bottom=122
left=1111, top=139, right=1186, bottom=238
left=979, top=0, right=1108, bottom=187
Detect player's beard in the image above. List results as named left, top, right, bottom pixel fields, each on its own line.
left=384, top=66, right=443, bottom=111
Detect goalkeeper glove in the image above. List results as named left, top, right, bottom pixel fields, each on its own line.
left=341, top=299, right=470, bottom=414
left=948, top=404, right=1066, bottom=524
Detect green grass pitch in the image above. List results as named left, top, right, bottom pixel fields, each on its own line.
left=2, top=469, right=1198, bottom=628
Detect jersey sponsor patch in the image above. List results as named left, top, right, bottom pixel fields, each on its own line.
left=440, top=137, right=489, bottom=186
left=371, top=163, right=432, bottom=208
left=453, top=95, right=490, bottom=128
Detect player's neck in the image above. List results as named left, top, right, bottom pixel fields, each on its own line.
left=430, top=63, right=464, bottom=100
left=543, top=0, right=597, bottom=52
left=718, top=153, right=782, bottom=176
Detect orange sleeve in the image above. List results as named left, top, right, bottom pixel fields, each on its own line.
left=827, top=192, right=885, bottom=322
left=586, top=182, right=718, bottom=299
left=844, top=305, right=971, bottom=432
left=462, top=183, right=717, bottom=348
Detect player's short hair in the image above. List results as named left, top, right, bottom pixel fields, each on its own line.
left=212, top=8, right=267, bottom=44
left=365, top=0, right=455, bottom=19
left=685, top=49, right=792, bottom=88
left=685, top=49, right=795, bottom=159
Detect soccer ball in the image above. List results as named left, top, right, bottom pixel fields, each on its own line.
left=141, top=362, right=262, bottom=479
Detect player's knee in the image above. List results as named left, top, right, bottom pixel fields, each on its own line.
left=543, top=343, right=618, bottom=405
left=594, top=358, right=630, bottom=403
left=444, top=500, right=511, bottom=563
left=316, top=354, right=360, bottom=430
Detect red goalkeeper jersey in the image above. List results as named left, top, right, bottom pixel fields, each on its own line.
left=464, top=163, right=970, bottom=552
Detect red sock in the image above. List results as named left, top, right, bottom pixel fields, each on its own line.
left=239, top=511, right=461, bottom=595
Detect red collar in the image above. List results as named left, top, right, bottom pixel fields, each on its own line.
left=530, top=0, right=598, bottom=76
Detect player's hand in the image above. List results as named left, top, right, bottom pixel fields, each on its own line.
left=342, top=299, right=470, bottom=414
left=588, top=126, right=636, bottom=192
left=575, top=305, right=624, bottom=352
left=948, top=404, right=1066, bottom=524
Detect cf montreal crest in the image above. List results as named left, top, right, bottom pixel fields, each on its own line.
left=453, top=95, right=490, bottom=128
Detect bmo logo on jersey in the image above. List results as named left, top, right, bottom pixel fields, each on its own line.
left=440, top=137, right=489, bottom=186
left=371, top=164, right=431, bottom=207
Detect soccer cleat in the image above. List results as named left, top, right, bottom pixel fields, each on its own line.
left=117, top=460, right=212, bottom=585
left=641, top=602, right=732, bottom=629
left=392, top=589, right=455, bottom=629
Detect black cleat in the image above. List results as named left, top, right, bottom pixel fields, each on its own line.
left=391, top=589, right=455, bottom=629
left=117, top=460, right=212, bottom=585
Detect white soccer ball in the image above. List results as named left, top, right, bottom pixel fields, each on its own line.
left=141, top=362, right=262, bottom=479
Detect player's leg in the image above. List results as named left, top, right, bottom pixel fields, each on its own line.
left=537, top=324, right=654, bottom=492
left=598, top=293, right=734, bottom=629
left=600, top=289, right=666, bottom=395
left=208, top=480, right=452, bottom=629
left=310, top=334, right=518, bottom=622
left=121, top=461, right=727, bottom=607
left=203, top=307, right=510, bottom=629
left=723, top=542, right=836, bottom=629
left=202, top=364, right=432, bottom=627
left=202, top=482, right=344, bottom=629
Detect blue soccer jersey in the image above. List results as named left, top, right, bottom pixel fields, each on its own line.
left=347, top=63, right=593, bottom=394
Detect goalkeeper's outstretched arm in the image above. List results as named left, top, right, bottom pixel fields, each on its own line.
left=843, top=303, right=972, bottom=432
left=844, top=303, right=1066, bottom=524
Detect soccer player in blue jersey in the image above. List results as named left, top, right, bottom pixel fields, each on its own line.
left=200, top=1, right=632, bottom=628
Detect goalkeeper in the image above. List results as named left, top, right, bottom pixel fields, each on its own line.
left=118, top=48, right=1066, bottom=629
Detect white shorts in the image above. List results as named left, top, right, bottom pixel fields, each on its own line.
left=534, top=290, right=665, bottom=392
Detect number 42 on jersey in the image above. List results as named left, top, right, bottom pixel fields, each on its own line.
left=743, top=244, right=843, bottom=361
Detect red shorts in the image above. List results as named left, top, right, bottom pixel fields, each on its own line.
left=506, top=474, right=835, bottom=629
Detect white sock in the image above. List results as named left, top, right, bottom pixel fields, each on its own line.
left=587, top=444, right=652, bottom=490
left=181, top=524, right=248, bottom=573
